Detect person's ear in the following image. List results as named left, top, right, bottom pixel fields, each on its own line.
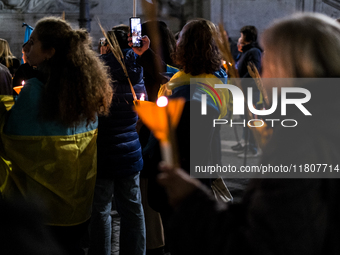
left=46, top=48, right=55, bottom=60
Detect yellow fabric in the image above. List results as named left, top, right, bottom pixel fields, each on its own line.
left=0, top=96, right=14, bottom=193
left=158, top=71, right=229, bottom=119
left=1, top=95, right=15, bottom=111
left=0, top=96, right=97, bottom=226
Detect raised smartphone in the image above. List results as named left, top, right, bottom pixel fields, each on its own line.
left=129, top=17, right=142, bottom=47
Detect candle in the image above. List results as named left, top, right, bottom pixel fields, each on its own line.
left=13, top=80, right=25, bottom=94
left=156, top=96, right=173, bottom=165
left=140, top=93, right=145, bottom=101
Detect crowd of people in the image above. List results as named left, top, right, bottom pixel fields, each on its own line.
left=0, top=11, right=339, bottom=255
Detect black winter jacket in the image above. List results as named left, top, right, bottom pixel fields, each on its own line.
left=97, top=49, right=147, bottom=178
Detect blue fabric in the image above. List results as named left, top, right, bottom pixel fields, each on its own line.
left=89, top=173, right=146, bottom=255
left=213, top=69, right=228, bottom=81
left=97, top=49, right=146, bottom=177
left=170, top=84, right=219, bottom=113
left=22, top=24, right=33, bottom=64
left=4, top=78, right=97, bottom=136
left=166, top=65, right=179, bottom=75
left=24, top=24, right=33, bottom=43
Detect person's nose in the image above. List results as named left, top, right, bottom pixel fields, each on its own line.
left=23, top=41, right=30, bottom=54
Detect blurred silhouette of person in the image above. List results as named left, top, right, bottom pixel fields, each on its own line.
left=89, top=27, right=146, bottom=255
left=0, top=38, right=20, bottom=76
left=158, top=13, right=340, bottom=255
left=98, top=37, right=111, bottom=55
left=12, top=42, right=39, bottom=96
left=232, top=25, right=262, bottom=157
left=0, top=199, right=63, bottom=255
left=0, top=63, right=12, bottom=95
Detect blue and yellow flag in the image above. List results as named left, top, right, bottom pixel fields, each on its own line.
left=0, top=79, right=98, bottom=226
left=21, top=23, right=33, bottom=64
left=158, top=71, right=230, bottom=119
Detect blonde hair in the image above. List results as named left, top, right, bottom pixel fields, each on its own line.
left=33, top=17, right=113, bottom=126
left=261, top=13, right=340, bottom=78
left=0, top=38, right=15, bottom=68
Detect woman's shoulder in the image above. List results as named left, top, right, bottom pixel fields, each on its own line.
left=247, top=46, right=262, bottom=57
left=19, top=78, right=44, bottom=98
left=25, top=77, right=43, bottom=86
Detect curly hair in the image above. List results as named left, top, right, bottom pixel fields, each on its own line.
left=34, top=17, right=113, bottom=126
left=173, top=19, right=221, bottom=76
left=0, top=38, right=15, bottom=68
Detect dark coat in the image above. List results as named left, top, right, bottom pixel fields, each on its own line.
left=0, top=63, right=12, bottom=95
left=97, top=49, right=146, bottom=178
left=168, top=81, right=340, bottom=255
left=237, top=43, right=262, bottom=79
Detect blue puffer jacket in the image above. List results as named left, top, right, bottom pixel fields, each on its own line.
left=97, top=49, right=146, bottom=178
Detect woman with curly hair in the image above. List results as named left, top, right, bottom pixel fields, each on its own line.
left=0, top=38, right=20, bottom=76
left=0, top=17, right=112, bottom=255
left=158, top=19, right=228, bottom=118
left=173, top=19, right=222, bottom=76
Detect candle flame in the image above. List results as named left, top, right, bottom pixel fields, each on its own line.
left=157, top=96, right=168, bottom=107
left=228, top=62, right=233, bottom=66
left=140, top=93, right=145, bottom=101
left=22, top=80, right=25, bottom=86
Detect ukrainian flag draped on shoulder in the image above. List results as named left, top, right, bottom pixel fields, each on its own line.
left=0, top=78, right=97, bottom=226
left=159, top=70, right=229, bottom=119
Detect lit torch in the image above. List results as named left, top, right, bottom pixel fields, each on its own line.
left=134, top=96, right=185, bottom=167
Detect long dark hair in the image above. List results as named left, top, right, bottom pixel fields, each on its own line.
left=142, top=20, right=176, bottom=66
left=35, top=17, right=113, bottom=126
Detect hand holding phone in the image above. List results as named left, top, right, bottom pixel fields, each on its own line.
left=128, top=35, right=150, bottom=56
left=130, top=17, right=142, bottom=47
